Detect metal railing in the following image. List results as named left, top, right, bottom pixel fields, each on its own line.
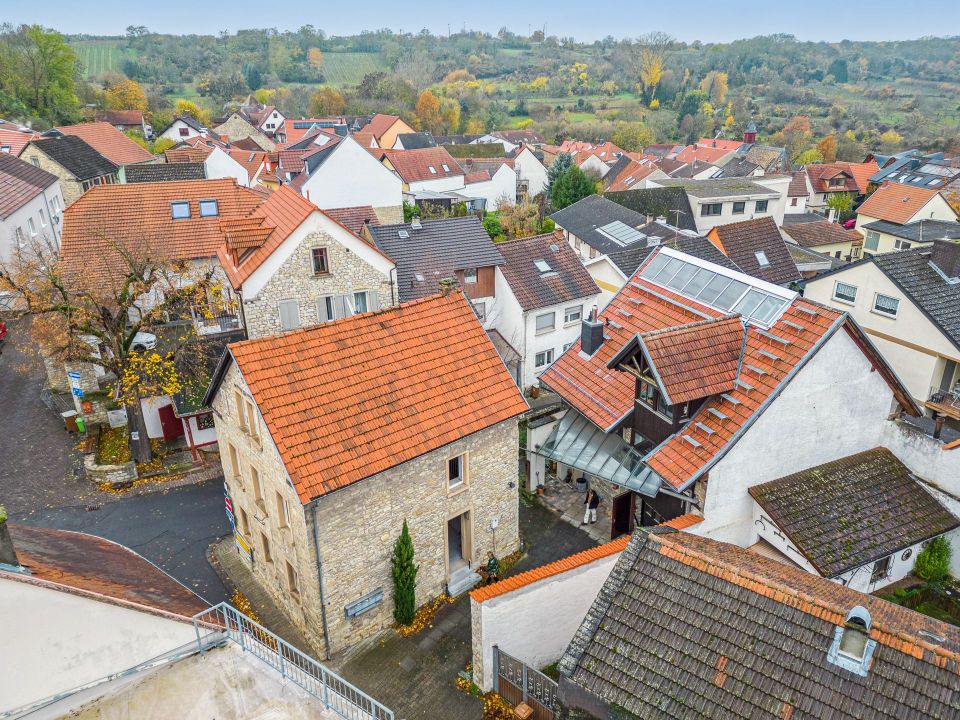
left=494, top=645, right=558, bottom=712
left=928, top=386, right=960, bottom=413
left=192, top=603, right=394, bottom=720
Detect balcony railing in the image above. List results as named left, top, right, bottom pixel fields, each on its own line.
left=192, top=603, right=394, bottom=720
left=928, top=386, right=960, bottom=415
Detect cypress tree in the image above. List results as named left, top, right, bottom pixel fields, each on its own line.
left=391, top=519, right=418, bottom=625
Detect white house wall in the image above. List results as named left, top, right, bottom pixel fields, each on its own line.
left=204, top=149, right=249, bottom=187
left=1, top=181, right=64, bottom=263
left=695, top=326, right=897, bottom=546
left=408, top=175, right=466, bottom=194
left=470, top=552, right=621, bottom=692
left=514, top=149, right=547, bottom=197
left=465, top=166, right=517, bottom=210
left=301, top=137, right=403, bottom=212
left=491, top=268, right=526, bottom=368
left=583, top=256, right=628, bottom=307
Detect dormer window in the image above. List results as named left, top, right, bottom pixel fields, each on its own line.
left=171, top=201, right=190, bottom=219
left=827, top=606, right=876, bottom=677
left=199, top=199, right=219, bottom=217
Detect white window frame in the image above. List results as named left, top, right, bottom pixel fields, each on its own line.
left=535, top=311, right=555, bottom=334
left=754, top=251, right=770, bottom=268
left=463, top=267, right=478, bottom=284
left=171, top=201, right=190, bottom=219
left=535, top=348, right=555, bottom=368
left=755, top=200, right=769, bottom=213
left=564, top=305, right=583, bottom=325
left=872, top=292, right=900, bottom=318
left=832, top=281, right=858, bottom=305
left=353, top=290, right=369, bottom=314
left=893, top=239, right=912, bottom=250
left=199, top=199, right=219, bottom=217
left=311, top=246, right=329, bottom=275
left=447, top=453, right=467, bottom=490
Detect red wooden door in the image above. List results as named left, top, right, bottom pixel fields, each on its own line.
left=158, top=403, right=185, bottom=443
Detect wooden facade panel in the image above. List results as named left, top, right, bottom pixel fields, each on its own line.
left=459, top=265, right=496, bottom=299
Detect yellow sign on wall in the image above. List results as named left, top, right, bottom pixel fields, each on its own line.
left=235, top=531, right=253, bottom=561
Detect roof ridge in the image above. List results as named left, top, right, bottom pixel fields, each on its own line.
left=653, top=532, right=960, bottom=665
left=638, top=314, right=741, bottom=339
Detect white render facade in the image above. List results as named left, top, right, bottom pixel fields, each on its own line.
left=491, top=268, right=601, bottom=390
left=513, top=147, right=548, bottom=198
left=464, top=164, right=517, bottom=211
left=0, top=179, right=64, bottom=264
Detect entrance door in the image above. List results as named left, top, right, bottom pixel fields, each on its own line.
left=447, top=511, right=471, bottom=574
left=158, top=403, right=185, bottom=443
left=611, top=492, right=635, bottom=539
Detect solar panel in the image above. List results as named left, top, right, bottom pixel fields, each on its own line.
left=596, top=220, right=648, bottom=247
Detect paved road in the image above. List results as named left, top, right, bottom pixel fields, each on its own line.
left=18, top=481, right=233, bottom=604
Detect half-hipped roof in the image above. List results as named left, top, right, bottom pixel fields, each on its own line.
left=209, top=292, right=528, bottom=503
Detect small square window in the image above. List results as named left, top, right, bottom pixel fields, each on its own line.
left=732, top=201, right=746, bottom=214
left=870, top=555, right=891, bottom=583
left=311, top=247, right=329, bottom=275
left=179, top=127, right=189, bottom=137
left=833, top=281, right=857, bottom=304
left=428, top=166, right=437, bottom=174
left=535, top=312, right=555, bottom=333
left=31, top=157, right=40, bottom=167
left=873, top=293, right=899, bottom=317
left=790, top=197, right=798, bottom=206
left=535, top=349, right=555, bottom=368
left=564, top=305, right=582, bottom=324
left=755, top=200, right=769, bottom=213
left=171, top=201, right=190, bottom=219
left=199, top=199, right=219, bottom=217
left=894, top=239, right=912, bottom=250
left=463, top=267, right=478, bottom=284
left=448, top=454, right=466, bottom=488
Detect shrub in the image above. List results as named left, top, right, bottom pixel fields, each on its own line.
left=915, top=536, right=951, bottom=583
left=391, top=519, right=418, bottom=625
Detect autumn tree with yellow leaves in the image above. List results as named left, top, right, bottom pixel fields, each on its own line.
left=0, top=231, right=228, bottom=463
left=104, top=78, right=148, bottom=112
left=415, top=90, right=442, bottom=133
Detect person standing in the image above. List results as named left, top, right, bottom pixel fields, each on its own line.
left=582, top=488, right=600, bottom=525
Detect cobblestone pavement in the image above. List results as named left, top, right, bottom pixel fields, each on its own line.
left=330, top=499, right=597, bottom=720
left=0, top=318, right=92, bottom=517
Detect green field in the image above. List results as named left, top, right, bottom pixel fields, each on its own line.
left=71, top=40, right=130, bottom=78
left=322, top=52, right=388, bottom=87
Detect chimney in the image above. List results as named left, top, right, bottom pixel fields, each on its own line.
left=930, top=239, right=960, bottom=280
left=580, top=306, right=604, bottom=356
left=411, top=216, right=422, bottom=230
left=655, top=215, right=667, bottom=224
left=439, top=277, right=456, bottom=296
left=0, top=506, right=20, bottom=568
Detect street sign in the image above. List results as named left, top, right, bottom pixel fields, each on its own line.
left=68, top=371, right=84, bottom=398
left=235, top=531, right=253, bottom=561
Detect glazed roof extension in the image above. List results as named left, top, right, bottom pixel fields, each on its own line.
left=496, top=233, right=600, bottom=311
left=558, top=528, right=960, bottom=719
left=539, top=247, right=918, bottom=492
left=749, top=447, right=959, bottom=577
left=211, top=291, right=528, bottom=503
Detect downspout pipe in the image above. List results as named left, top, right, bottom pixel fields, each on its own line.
left=311, top=501, right=333, bottom=660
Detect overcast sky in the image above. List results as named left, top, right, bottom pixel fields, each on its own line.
left=5, top=0, right=959, bottom=43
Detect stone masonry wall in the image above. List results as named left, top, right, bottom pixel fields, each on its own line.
left=19, top=146, right=86, bottom=206
left=372, top=205, right=403, bottom=225
left=213, top=116, right=276, bottom=151
left=242, top=229, right=394, bottom=339
left=211, top=362, right=522, bottom=656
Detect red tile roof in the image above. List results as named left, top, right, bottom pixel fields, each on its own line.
left=380, top=147, right=464, bottom=183
left=226, top=149, right=268, bottom=180
left=674, top=140, right=742, bottom=166
left=470, top=535, right=630, bottom=603
left=60, top=179, right=263, bottom=284
left=660, top=513, right=704, bottom=530
left=496, top=233, right=600, bottom=311
left=857, top=182, right=955, bottom=225
left=634, top=316, right=745, bottom=404
left=605, top=158, right=660, bottom=191
left=805, top=162, right=877, bottom=195
left=94, top=109, right=145, bottom=126
left=6, top=524, right=208, bottom=618
left=224, top=291, right=528, bottom=502
left=165, top=145, right=213, bottom=163
left=558, top=140, right=625, bottom=161
left=363, top=113, right=403, bottom=140
left=56, top=122, right=155, bottom=165
left=0, top=128, right=40, bottom=156
left=787, top=170, right=808, bottom=197
left=0, top=153, right=59, bottom=219
left=324, top=205, right=379, bottom=234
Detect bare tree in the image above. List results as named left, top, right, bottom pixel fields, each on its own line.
left=627, top=32, right=673, bottom=102
left=0, top=229, right=229, bottom=463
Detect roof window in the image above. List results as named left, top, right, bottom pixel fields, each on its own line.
left=754, top=251, right=770, bottom=267
left=442, top=164, right=450, bottom=172
left=171, top=201, right=190, bottom=219
left=534, top=259, right=552, bottom=274
left=827, top=606, right=876, bottom=677
left=199, top=199, right=219, bottom=217
left=428, top=166, right=437, bottom=174
left=398, top=229, right=410, bottom=239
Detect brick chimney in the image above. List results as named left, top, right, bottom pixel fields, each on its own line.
left=930, top=239, right=960, bottom=280
left=580, top=306, right=604, bottom=356
left=0, top=506, right=20, bottom=568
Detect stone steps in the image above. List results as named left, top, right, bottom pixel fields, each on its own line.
left=447, top=566, right=481, bottom=597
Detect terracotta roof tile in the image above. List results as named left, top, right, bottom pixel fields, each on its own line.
left=363, top=113, right=402, bottom=139
left=470, top=535, right=630, bottom=603
left=0, top=153, right=59, bottom=218
left=0, top=127, right=40, bottom=156
left=94, top=109, right=144, bottom=126
left=324, top=205, right=379, bottom=234
left=857, top=182, right=954, bottom=225
left=675, top=139, right=742, bottom=165
left=226, top=292, right=528, bottom=502
left=57, top=122, right=155, bottom=165
left=781, top=220, right=862, bottom=249
left=605, top=158, right=660, bottom=191
left=379, top=147, right=464, bottom=183
left=659, top=513, right=703, bottom=530
left=165, top=146, right=212, bottom=164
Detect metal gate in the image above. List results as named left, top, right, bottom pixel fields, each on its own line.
left=493, top=646, right=557, bottom=720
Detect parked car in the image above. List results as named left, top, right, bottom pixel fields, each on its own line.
left=131, top=331, right=157, bottom=352
left=0, top=321, right=7, bottom=347
left=842, top=218, right=857, bottom=229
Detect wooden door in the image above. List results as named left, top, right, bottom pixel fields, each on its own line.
left=158, top=403, right=185, bottom=443
left=611, top=492, right=635, bottom=539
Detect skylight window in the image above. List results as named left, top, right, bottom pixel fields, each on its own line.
left=755, top=250, right=770, bottom=267
left=199, top=199, right=219, bottom=217
left=534, top=259, right=552, bottom=274
left=442, top=164, right=450, bottom=172
left=639, top=247, right=795, bottom=328
left=398, top=229, right=410, bottom=239
left=428, top=166, right=437, bottom=174
left=171, top=201, right=190, bottom=219
left=596, top=220, right=647, bottom=247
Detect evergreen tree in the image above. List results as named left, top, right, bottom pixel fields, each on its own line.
left=550, top=165, right=596, bottom=210
left=391, top=520, right=418, bottom=625
left=545, top=152, right=573, bottom=201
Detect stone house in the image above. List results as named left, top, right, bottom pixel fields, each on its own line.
left=203, top=291, right=528, bottom=656
left=213, top=114, right=276, bottom=151
left=216, top=185, right=396, bottom=339
left=20, top=136, right=118, bottom=206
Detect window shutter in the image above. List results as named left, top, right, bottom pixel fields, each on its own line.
left=317, top=297, right=331, bottom=322
left=369, top=289, right=379, bottom=311
left=333, top=295, right=348, bottom=319
left=279, top=300, right=300, bottom=330
left=342, top=294, right=355, bottom=316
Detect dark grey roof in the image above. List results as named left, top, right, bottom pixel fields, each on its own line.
left=782, top=212, right=828, bottom=225
left=601, top=188, right=699, bottom=231
left=396, top=132, right=437, bottom=150
left=368, top=216, right=504, bottom=302
left=749, top=448, right=959, bottom=577
left=873, top=247, right=960, bottom=350
left=711, top=216, right=802, bottom=285
left=549, top=195, right=652, bottom=254
left=712, top=158, right=759, bottom=178
left=653, top=177, right=778, bottom=199
left=496, top=233, right=599, bottom=311
left=605, top=222, right=741, bottom=277
left=557, top=528, right=960, bottom=719
left=860, top=219, right=960, bottom=243
left=123, top=162, right=206, bottom=184
left=432, top=134, right=482, bottom=145
left=29, top=136, right=118, bottom=180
